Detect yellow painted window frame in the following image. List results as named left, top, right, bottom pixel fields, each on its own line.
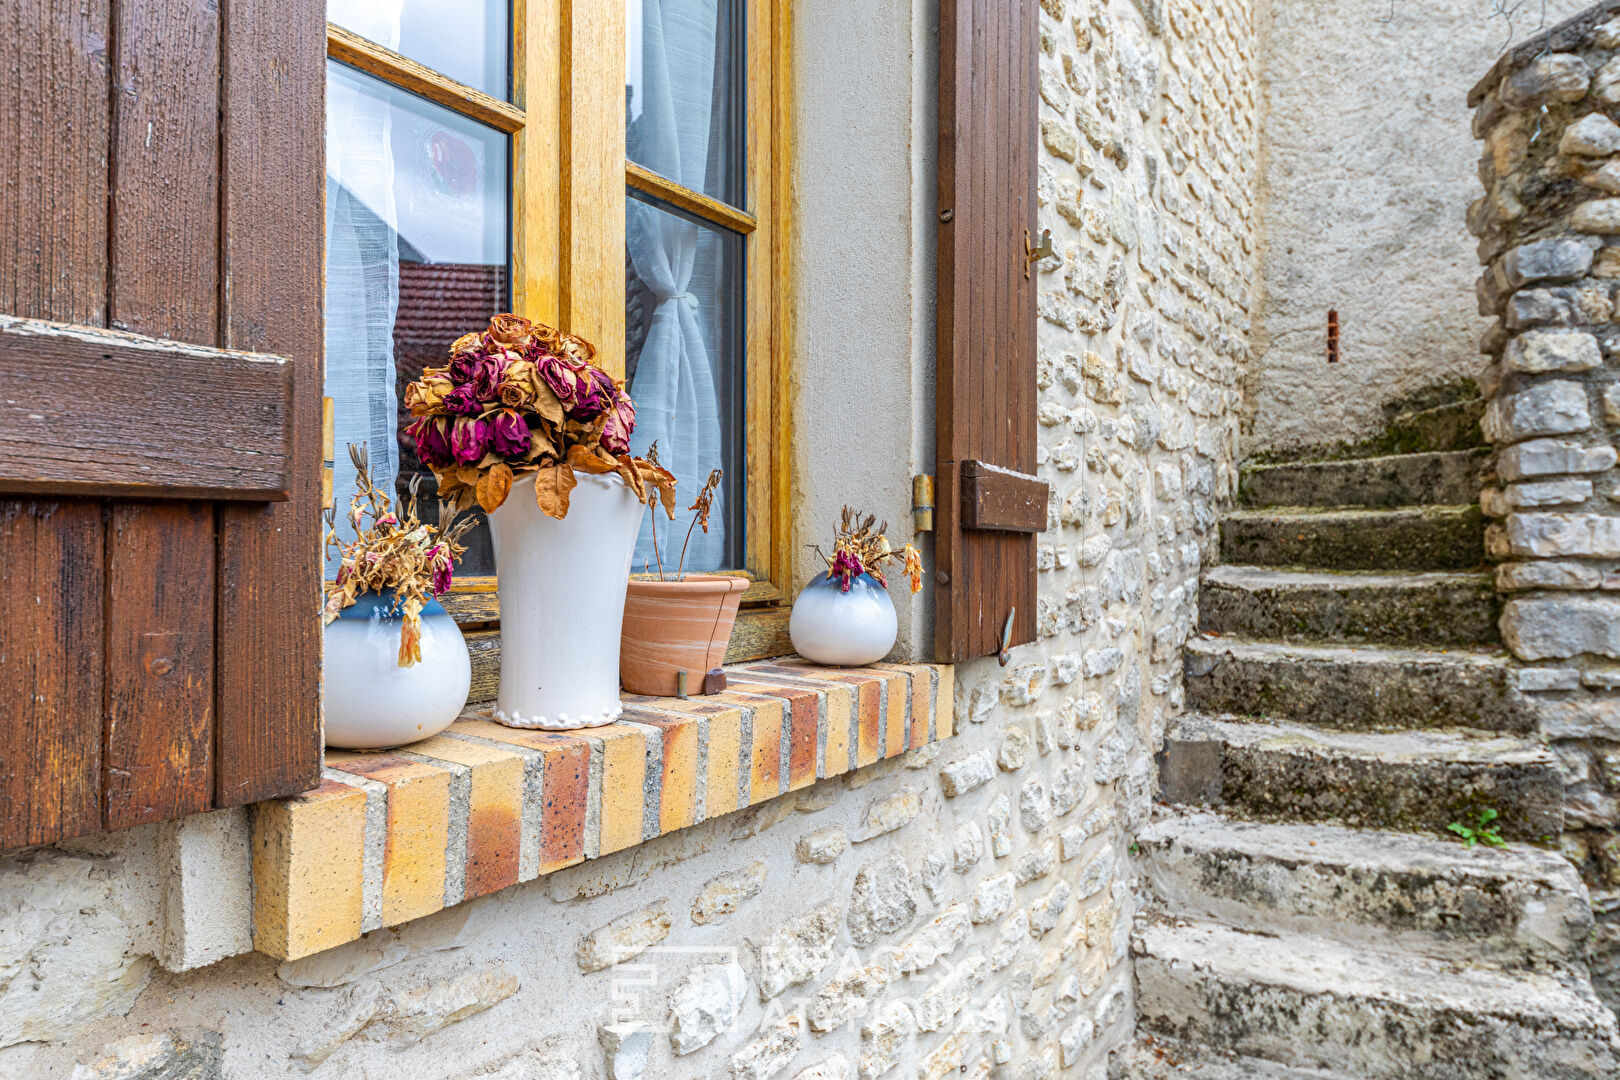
left=325, top=0, right=794, bottom=684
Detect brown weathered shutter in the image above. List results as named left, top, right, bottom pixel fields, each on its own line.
left=0, top=0, right=324, bottom=849
left=934, top=0, right=1048, bottom=663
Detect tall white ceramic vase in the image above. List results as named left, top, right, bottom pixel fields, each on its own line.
left=487, top=471, right=645, bottom=729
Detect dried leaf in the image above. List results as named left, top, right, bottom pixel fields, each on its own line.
left=567, top=443, right=617, bottom=475
left=477, top=461, right=514, bottom=513
left=614, top=454, right=648, bottom=504
left=532, top=380, right=566, bottom=426
left=534, top=462, right=578, bottom=519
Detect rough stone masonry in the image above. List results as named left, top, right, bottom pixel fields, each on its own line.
left=1470, top=0, right=1620, bottom=1004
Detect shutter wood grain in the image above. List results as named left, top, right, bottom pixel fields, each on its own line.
left=214, top=0, right=325, bottom=807
left=0, top=317, right=295, bottom=500
left=934, top=0, right=1045, bottom=662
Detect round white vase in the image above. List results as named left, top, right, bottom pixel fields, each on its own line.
left=789, top=571, right=898, bottom=666
left=323, top=592, right=472, bottom=750
left=487, top=471, right=645, bottom=729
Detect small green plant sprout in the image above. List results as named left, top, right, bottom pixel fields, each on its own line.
left=1447, top=807, right=1506, bottom=849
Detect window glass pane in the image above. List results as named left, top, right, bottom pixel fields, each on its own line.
left=325, top=60, right=509, bottom=579
left=626, top=0, right=744, bottom=207
left=330, top=0, right=509, bottom=100
left=626, top=191, right=745, bottom=573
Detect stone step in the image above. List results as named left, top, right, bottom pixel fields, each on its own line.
left=1134, top=919, right=1619, bottom=1079
left=1183, top=637, right=1530, bottom=733
left=1134, top=810, right=1592, bottom=963
left=1159, top=715, right=1563, bottom=841
left=1110, top=1038, right=1359, bottom=1080
left=1198, top=566, right=1500, bottom=648
left=1239, top=449, right=1486, bottom=510
left=1220, top=505, right=1485, bottom=572
left=1376, top=397, right=1487, bottom=456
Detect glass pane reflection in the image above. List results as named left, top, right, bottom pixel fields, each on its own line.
left=330, top=0, right=510, bottom=100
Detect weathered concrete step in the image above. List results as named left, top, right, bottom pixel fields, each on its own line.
left=1135, top=811, right=1592, bottom=963
left=1375, top=397, right=1487, bottom=457
left=1110, top=1038, right=1358, bottom=1080
left=1220, top=506, right=1485, bottom=572
left=1239, top=449, right=1487, bottom=510
left=1199, top=566, right=1500, bottom=647
left=1183, top=637, right=1529, bottom=733
left=1135, top=919, right=1619, bottom=1079
left=1159, top=715, right=1563, bottom=841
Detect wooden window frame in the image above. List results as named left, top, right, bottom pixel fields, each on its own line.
left=325, top=0, right=794, bottom=696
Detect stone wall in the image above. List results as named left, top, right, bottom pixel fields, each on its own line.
left=1249, top=0, right=1591, bottom=456
left=1469, top=0, right=1620, bottom=1008
left=0, top=0, right=1262, bottom=1077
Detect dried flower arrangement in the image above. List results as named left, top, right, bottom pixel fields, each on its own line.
left=817, top=506, right=925, bottom=594
left=323, top=444, right=475, bottom=666
left=644, top=442, right=721, bottom=582
left=402, top=313, right=676, bottom=520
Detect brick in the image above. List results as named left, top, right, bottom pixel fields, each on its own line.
left=731, top=682, right=819, bottom=790
left=250, top=779, right=366, bottom=960
left=880, top=670, right=908, bottom=756
left=450, top=719, right=590, bottom=874
left=771, top=668, right=885, bottom=767
left=326, top=753, right=452, bottom=926
left=875, top=663, right=934, bottom=749
left=587, top=724, right=649, bottom=856
left=735, top=667, right=856, bottom=778
left=636, top=696, right=747, bottom=818
left=736, top=694, right=785, bottom=804
left=936, top=666, right=955, bottom=739
left=408, top=735, right=524, bottom=901
left=624, top=708, right=700, bottom=833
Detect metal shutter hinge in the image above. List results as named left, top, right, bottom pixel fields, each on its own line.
left=912, top=474, right=935, bottom=533
left=321, top=396, right=335, bottom=511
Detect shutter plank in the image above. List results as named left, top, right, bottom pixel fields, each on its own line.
left=935, top=0, right=1045, bottom=662
left=0, top=502, right=104, bottom=849
left=104, top=504, right=215, bottom=828
left=215, top=0, right=324, bottom=806
left=102, top=0, right=221, bottom=829
left=0, top=0, right=110, bottom=325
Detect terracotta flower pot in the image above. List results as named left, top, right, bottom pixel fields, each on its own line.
left=620, top=575, right=749, bottom=696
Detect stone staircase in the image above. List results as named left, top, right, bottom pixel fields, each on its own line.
left=1111, top=405, right=1620, bottom=1078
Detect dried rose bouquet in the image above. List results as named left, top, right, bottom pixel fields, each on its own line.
left=323, top=445, right=474, bottom=667
left=402, top=313, right=676, bottom=520
left=818, top=506, right=925, bottom=594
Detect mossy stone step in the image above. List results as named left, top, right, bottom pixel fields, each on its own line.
left=1110, top=1039, right=1359, bottom=1080
left=1198, top=566, right=1500, bottom=648
left=1238, top=449, right=1486, bottom=510
left=1220, top=506, right=1485, bottom=572
left=1134, top=811, right=1592, bottom=963
left=1159, top=715, right=1562, bottom=841
left=1134, top=919, right=1619, bottom=1080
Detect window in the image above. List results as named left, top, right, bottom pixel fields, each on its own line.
left=323, top=0, right=790, bottom=679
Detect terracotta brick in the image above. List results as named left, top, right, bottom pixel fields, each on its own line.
left=624, top=708, right=699, bottom=834
left=874, top=663, right=932, bottom=748
left=327, top=754, right=452, bottom=925
left=936, top=665, right=955, bottom=738
left=744, top=666, right=856, bottom=776
left=704, top=704, right=744, bottom=816
left=409, top=735, right=524, bottom=900
left=734, top=694, right=784, bottom=803
left=730, top=681, right=819, bottom=790
left=446, top=719, right=590, bottom=874
left=250, top=779, right=366, bottom=960
left=879, top=670, right=908, bottom=756
left=588, top=724, right=647, bottom=856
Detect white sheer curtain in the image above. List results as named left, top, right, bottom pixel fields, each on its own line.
left=323, top=2, right=404, bottom=577
left=628, top=0, right=727, bottom=572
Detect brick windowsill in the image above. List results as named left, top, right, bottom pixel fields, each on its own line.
left=250, top=659, right=954, bottom=960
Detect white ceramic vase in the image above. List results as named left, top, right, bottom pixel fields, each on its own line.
left=789, top=571, right=898, bottom=667
left=323, top=592, right=472, bottom=750
left=487, top=471, right=645, bottom=728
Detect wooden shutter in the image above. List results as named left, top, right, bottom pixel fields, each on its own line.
left=0, top=0, right=324, bottom=850
left=934, top=0, right=1048, bottom=663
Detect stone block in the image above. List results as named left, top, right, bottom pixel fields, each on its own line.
left=72, top=1030, right=223, bottom=1080
left=892, top=904, right=971, bottom=975
left=796, top=826, right=848, bottom=865
left=806, top=965, right=890, bottom=1033
left=1502, top=594, right=1620, bottom=660
left=577, top=901, right=673, bottom=973
left=1498, top=438, right=1617, bottom=481
left=971, top=873, right=1017, bottom=924
left=1505, top=479, right=1592, bottom=507
left=1484, top=380, right=1591, bottom=441
left=1502, top=329, right=1602, bottom=374
left=853, top=789, right=922, bottom=842
left=1576, top=199, right=1620, bottom=234
left=1504, top=512, right=1620, bottom=558
left=731, top=1015, right=804, bottom=1080
left=858, top=1003, right=916, bottom=1080
left=1502, top=238, right=1593, bottom=287
left=670, top=962, right=748, bottom=1054
left=693, top=862, right=768, bottom=924
left=848, top=855, right=917, bottom=946
left=157, top=808, right=253, bottom=973
left=792, top=1057, right=850, bottom=1080
left=1497, top=560, right=1603, bottom=591
left=756, top=902, right=840, bottom=999
left=1562, top=113, right=1620, bottom=156
left=939, top=751, right=995, bottom=797
left=600, top=1023, right=653, bottom=1080
left=1500, top=53, right=1591, bottom=110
